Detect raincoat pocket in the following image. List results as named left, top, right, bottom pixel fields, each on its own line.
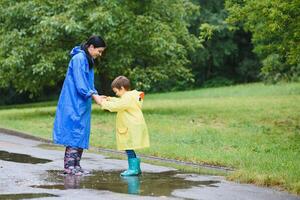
left=117, top=127, right=128, bottom=135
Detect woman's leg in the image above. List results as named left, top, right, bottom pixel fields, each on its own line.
left=64, top=146, right=82, bottom=175
left=75, top=148, right=83, bottom=169
left=75, top=148, right=90, bottom=174
left=64, top=146, right=76, bottom=174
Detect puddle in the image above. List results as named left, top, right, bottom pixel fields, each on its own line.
left=0, top=193, right=58, bottom=199
left=0, top=150, right=52, bottom=164
left=32, top=170, right=220, bottom=196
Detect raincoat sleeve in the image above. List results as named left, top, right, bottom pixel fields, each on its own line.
left=71, top=55, right=97, bottom=99
left=106, top=97, right=119, bottom=102
left=101, top=96, right=131, bottom=112
left=92, top=79, right=98, bottom=95
left=92, top=83, right=98, bottom=94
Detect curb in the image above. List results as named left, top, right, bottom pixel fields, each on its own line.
left=0, top=127, right=51, bottom=143
left=0, top=127, right=233, bottom=172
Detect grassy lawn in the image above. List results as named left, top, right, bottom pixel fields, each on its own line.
left=0, top=82, right=299, bottom=194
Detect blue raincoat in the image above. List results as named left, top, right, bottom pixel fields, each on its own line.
left=53, top=46, right=98, bottom=149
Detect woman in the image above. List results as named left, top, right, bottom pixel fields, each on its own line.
left=53, top=35, right=106, bottom=175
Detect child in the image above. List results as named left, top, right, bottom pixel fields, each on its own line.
left=97, top=76, right=150, bottom=176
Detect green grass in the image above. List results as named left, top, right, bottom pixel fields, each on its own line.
left=0, top=82, right=299, bottom=194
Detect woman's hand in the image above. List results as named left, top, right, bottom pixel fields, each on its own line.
left=92, top=94, right=107, bottom=105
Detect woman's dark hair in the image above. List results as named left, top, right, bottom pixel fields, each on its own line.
left=111, top=76, right=131, bottom=90
left=85, top=35, right=106, bottom=48
left=81, top=35, right=106, bottom=69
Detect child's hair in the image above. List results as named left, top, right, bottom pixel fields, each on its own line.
left=111, top=76, right=131, bottom=90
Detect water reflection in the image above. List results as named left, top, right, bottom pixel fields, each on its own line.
left=0, top=150, right=51, bottom=164
left=32, top=170, right=220, bottom=197
left=0, top=193, right=58, bottom=199
left=121, top=176, right=140, bottom=194
left=64, top=175, right=81, bottom=189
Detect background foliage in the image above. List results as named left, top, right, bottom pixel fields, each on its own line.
left=226, top=0, right=300, bottom=83
left=0, top=0, right=299, bottom=104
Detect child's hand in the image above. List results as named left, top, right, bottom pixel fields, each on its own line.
left=93, top=95, right=106, bottom=105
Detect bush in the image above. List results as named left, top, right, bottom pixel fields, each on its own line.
left=128, top=66, right=195, bottom=92
left=260, top=54, right=299, bottom=83
left=203, top=76, right=234, bottom=88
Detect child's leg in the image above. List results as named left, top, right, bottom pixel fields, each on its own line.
left=125, top=150, right=136, bottom=159
left=127, top=150, right=141, bottom=173
left=121, top=150, right=141, bottom=176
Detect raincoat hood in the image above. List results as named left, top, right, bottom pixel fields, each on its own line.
left=124, top=90, right=144, bottom=109
left=70, top=46, right=84, bottom=57
left=70, top=45, right=94, bottom=68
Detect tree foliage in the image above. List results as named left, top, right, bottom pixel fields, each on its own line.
left=189, top=0, right=260, bottom=86
left=0, top=0, right=199, bottom=96
left=0, top=0, right=299, bottom=103
left=226, top=0, right=300, bottom=82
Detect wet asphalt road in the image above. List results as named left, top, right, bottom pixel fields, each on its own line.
left=0, top=132, right=299, bottom=200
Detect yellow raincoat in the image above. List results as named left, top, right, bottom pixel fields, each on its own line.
left=101, top=90, right=150, bottom=150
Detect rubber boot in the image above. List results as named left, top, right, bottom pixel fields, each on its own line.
left=136, top=157, right=142, bottom=174
left=64, top=147, right=83, bottom=176
left=120, top=158, right=140, bottom=176
left=64, top=147, right=76, bottom=175
left=75, top=148, right=90, bottom=175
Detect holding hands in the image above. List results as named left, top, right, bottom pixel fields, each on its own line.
left=92, top=94, right=107, bottom=105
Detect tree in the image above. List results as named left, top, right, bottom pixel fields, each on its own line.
left=189, top=0, right=260, bottom=86
left=0, top=0, right=199, bottom=97
left=226, top=0, right=300, bottom=82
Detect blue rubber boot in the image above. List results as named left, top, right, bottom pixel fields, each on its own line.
left=121, top=158, right=140, bottom=176
left=136, top=157, right=142, bottom=174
